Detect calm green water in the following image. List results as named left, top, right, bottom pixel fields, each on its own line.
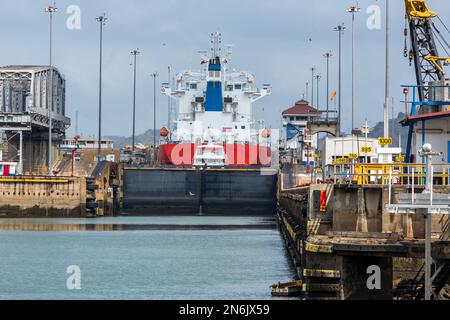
left=0, top=216, right=296, bottom=300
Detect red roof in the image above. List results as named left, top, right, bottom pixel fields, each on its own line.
left=282, top=100, right=321, bottom=116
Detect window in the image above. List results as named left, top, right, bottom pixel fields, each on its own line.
left=235, top=84, right=242, bottom=90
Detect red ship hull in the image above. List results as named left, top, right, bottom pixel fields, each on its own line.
left=158, top=143, right=272, bottom=167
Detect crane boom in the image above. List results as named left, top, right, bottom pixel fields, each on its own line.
left=405, top=0, right=445, bottom=102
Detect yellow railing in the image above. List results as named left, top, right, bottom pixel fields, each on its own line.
left=329, top=163, right=450, bottom=186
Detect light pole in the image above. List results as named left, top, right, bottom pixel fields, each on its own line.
left=131, top=49, right=140, bottom=154
left=168, top=65, right=172, bottom=130
left=151, top=72, right=159, bottom=160
left=45, top=3, right=57, bottom=176
left=334, top=24, right=345, bottom=129
left=315, top=74, right=321, bottom=109
left=305, top=81, right=309, bottom=102
left=310, top=67, right=316, bottom=107
left=347, top=4, right=360, bottom=134
left=96, top=14, right=107, bottom=161
left=323, top=51, right=333, bottom=121
left=384, top=0, right=390, bottom=140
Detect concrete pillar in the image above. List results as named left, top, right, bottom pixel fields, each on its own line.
left=356, top=187, right=368, bottom=232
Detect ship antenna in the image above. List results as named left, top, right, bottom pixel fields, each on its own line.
left=210, top=32, right=222, bottom=58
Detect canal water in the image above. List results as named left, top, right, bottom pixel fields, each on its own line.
left=0, top=216, right=296, bottom=300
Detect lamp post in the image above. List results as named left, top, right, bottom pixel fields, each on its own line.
left=305, top=81, right=309, bottom=102
left=384, top=0, right=390, bottom=140
left=347, top=4, right=360, bottom=135
left=96, top=14, right=107, bottom=161
left=168, top=65, right=172, bottom=130
left=151, top=72, right=159, bottom=161
left=334, top=24, right=346, bottom=130
left=131, top=49, right=140, bottom=154
left=315, top=74, right=321, bottom=109
left=45, top=3, right=57, bottom=176
left=310, top=67, right=316, bottom=107
left=323, top=51, right=333, bottom=121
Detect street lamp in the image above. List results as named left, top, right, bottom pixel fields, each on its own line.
left=315, top=74, right=321, bottom=109
left=45, top=3, right=58, bottom=176
left=347, top=4, right=360, bottom=134
left=323, top=51, right=333, bottom=121
left=168, top=65, right=172, bottom=131
left=334, top=24, right=346, bottom=128
left=384, top=0, right=390, bottom=140
left=131, top=49, right=140, bottom=154
left=151, top=72, right=159, bottom=161
left=96, top=14, right=107, bottom=161
left=310, top=67, right=316, bottom=107
left=347, top=3, right=360, bottom=155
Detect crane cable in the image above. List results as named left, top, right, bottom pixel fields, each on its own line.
left=431, top=23, right=450, bottom=57
left=437, top=15, right=450, bottom=37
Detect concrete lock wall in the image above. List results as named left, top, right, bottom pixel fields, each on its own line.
left=122, top=168, right=278, bottom=215
left=330, top=185, right=446, bottom=238
left=0, top=177, right=87, bottom=217
left=278, top=183, right=449, bottom=300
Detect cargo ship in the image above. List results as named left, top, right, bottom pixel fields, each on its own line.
left=159, top=32, right=273, bottom=167
left=121, top=33, right=278, bottom=215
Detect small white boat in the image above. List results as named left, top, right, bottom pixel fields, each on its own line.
left=193, top=145, right=227, bottom=167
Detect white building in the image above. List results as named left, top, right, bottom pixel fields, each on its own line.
left=322, top=136, right=381, bottom=165
left=282, top=100, right=320, bottom=151
left=61, top=137, right=114, bottom=150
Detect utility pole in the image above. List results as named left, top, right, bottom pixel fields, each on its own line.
left=334, top=24, right=346, bottom=130
left=96, top=14, right=107, bottom=161
left=131, top=49, right=140, bottom=154
left=45, top=3, right=57, bottom=176
left=323, top=51, right=333, bottom=121
left=151, top=72, right=159, bottom=160
left=310, top=67, right=316, bottom=107
left=347, top=4, right=360, bottom=134
left=384, top=0, right=390, bottom=139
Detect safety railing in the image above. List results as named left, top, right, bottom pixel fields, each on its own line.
left=327, top=163, right=450, bottom=186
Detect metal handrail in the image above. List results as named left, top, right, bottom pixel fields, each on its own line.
left=327, top=163, right=450, bottom=186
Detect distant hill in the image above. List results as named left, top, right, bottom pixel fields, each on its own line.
left=368, top=112, right=408, bottom=150
left=106, top=129, right=158, bottom=148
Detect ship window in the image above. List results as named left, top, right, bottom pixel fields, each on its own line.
left=190, top=83, right=197, bottom=90
left=235, top=84, right=242, bottom=90
left=241, top=126, right=245, bottom=129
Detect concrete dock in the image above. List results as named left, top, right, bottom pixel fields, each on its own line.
left=277, top=180, right=450, bottom=300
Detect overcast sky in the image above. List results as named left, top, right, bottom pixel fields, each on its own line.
left=1, top=0, right=450, bottom=137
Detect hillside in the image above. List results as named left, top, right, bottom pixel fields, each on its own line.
left=368, top=112, right=408, bottom=150
left=106, top=129, right=158, bottom=148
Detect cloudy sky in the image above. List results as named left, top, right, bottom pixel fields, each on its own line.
left=1, top=0, right=450, bottom=137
